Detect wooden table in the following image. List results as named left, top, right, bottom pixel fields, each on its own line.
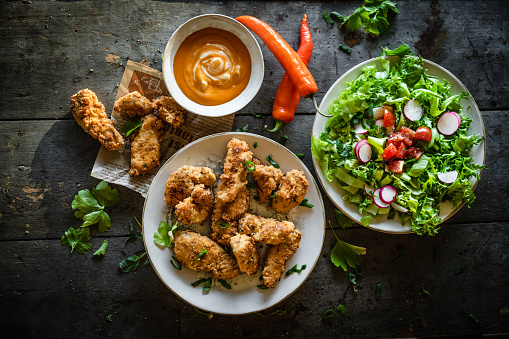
left=1, top=1, right=508, bottom=337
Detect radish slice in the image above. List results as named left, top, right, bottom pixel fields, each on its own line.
left=437, top=170, right=459, bottom=184
left=380, top=185, right=398, bottom=204
left=357, top=143, right=372, bottom=163
left=437, top=111, right=461, bottom=135
left=364, top=185, right=375, bottom=196
left=355, top=140, right=368, bottom=160
left=372, top=188, right=390, bottom=208
left=375, top=119, right=384, bottom=127
left=373, top=106, right=385, bottom=119
left=391, top=202, right=408, bottom=213
left=403, top=99, right=423, bottom=121
left=354, top=120, right=369, bottom=134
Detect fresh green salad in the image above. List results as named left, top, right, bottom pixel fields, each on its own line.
left=312, top=55, right=484, bottom=235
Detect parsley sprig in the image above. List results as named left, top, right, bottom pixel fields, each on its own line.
left=61, top=227, right=92, bottom=254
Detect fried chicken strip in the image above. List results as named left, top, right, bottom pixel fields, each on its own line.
left=271, top=170, right=309, bottom=213
left=175, top=184, right=214, bottom=225
left=230, top=234, right=260, bottom=276
left=238, top=213, right=295, bottom=245
left=153, top=96, right=185, bottom=127
left=173, top=231, right=240, bottom=279
left=70, top=89, right=124, bottom=151
left=215, top=138, right=253, bottom=203
left=262, top=228, right=302, bottom=288
left=164, top=165, right=216, bottom=207
left=113, top=91, right=153, bottom=117
left=251, top=160, right=283, bottom=203
left=222, top=185, right=251, bottom=222
left=128, top=114, right=165, bottom=177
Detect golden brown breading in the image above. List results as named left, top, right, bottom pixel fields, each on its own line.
left=271, top=170, right=309, bottom=213
left=238, top=213, right=295, bottom=245
left=251, top=160, right=283, bottom=203
left=222, top=185, right=251, bottom=222
left=262, top=228, right=302, bottom=288
left=173, top=231, right=240, bottom=279
left=215, top=138, right=253, bottom=204
left=70, top=89, right=124, bottom=151
left=153, top=96, right=185, bottom=127
left=113, top=91, right=154, bottom=118
left=164, top=165, right=216, bottom=207
left=210, top=200, right=239, bottom=246
left=128, top=114, right=165, bottom=177
left=175, top=184, right=213, bottom=225
left=230, top=234, right=259, bottom=276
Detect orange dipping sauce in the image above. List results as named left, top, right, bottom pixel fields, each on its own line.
left=173, top=27, right=251, bottom=106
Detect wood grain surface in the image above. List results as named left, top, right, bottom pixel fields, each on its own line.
left=1, top=0, right=508, bottom=338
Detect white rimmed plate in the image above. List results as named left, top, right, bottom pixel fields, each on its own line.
left=312, top=56, right=485, bottom=234
left=143, top=132, right=325, bottom=314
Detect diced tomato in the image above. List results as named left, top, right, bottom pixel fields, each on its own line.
left=383, top=110, right=397, bottom=127
left=389, top=160, right=405, bottom=173
left=382, top=143, right=397, bottom=160
left=415, top=127, right=432, bottom=142
left=406, top=147, right=424, bottom=160
left=388, top=132, right=405, bottom=144
left=395, top=143, right=407, bottom=159
left=400, top=126, right=415, bottom=145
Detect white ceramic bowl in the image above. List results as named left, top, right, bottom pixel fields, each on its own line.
left=162, top=14, right=264, bottom=117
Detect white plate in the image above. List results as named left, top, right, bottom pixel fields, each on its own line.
left=143, top=132, right=325, bottom=314
left=312, top=56, right=485, bottom=234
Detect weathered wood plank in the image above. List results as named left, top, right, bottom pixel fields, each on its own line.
left=1, top=110, right=507, bottom=241
left=0, top=0, right=508, bottom=121
left=1, top=222, right=508, bottom=337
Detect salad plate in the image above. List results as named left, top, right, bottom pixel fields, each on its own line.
left=143, top=132, right=325, bottom=314
left=312, top=56, right=485, bottom=234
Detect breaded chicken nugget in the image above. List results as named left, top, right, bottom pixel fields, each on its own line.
left=128, top=114, right=165, bottom=177
left=271, top=170, right=309, bottom=213
left=238, top=213, right=294, bottom=245
left=113, top=91, right=153, bottom=117
left=153, top=96, right=185, bottom=127
left=215, top=138, right=253, bottom=204
left=164, top=166, right=216, bottom=207
left=175, top=184, right=213, bottom=225
left=222, top=185, right=251, bottom=222
left=262, top=228, right=302, bottom=288
left=210, top=202, right=239, bottom=246
left=173, top=231, right=240, bottom=279
left=250, top=160, right=283, bottom=203
left=230, top=234, right=259, bottom=276
left=70, top=89, right=124, bottom=151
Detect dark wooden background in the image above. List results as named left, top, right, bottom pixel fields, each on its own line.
left=1, top=0, right=508, bottom=337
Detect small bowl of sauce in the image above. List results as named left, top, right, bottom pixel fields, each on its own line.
left=163, top=14, right=264, bottom=117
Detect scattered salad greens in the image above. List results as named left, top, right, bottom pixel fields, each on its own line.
left=338, top=44, right=351, bottom=54
left=61, top=227, right=92, bottom=254
left=119, top=252, right=147, bottom=273
left=236, top=124, right=249, bottom=132
left=154, top=221, right=177, bottom=248
left=312, top=49, right=484, bottom=235
left=327, top=0, right=399, bottom=37
left=93, top=239, right=108, bottom=256
left=71, top=180, right=120, bottom=233
left=286, top=264, right=307, bottom=276
left=330, top=224, right=366, bottom=271
left=121, top=118, right=142, bottom=136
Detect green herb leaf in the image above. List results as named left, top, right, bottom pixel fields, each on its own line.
left=420, top=283, right=430, bottom=297
left=191, top=278, right=209, bottom=287
left=339, top=0, right=399, bottom=37
left=253, top=142, right=258, bottom=149
left=469, top=313, right=481, bottom=325
left=321, top=309, right=334, bottom=320
left=218, top=279, right=231, bottom=289
left=282, top=134, right=289, bottom=141
left=119, top=252, right=146, bottom=273
left=121, top=118, right=142, bottom=137
left=330, top=12, right=345, bottom=23
left=294, top=153, right=305, bottom=158
left=236, top=124, right=249, bottom=132
left=256, top=312, right=267, bottom=317
left=376, top=283, right=382, bottom=298
left=381, top=44, right=413, bottom=57
left=252, top=112, right=262, bottom=118
left=270, top=310, right=287, bottom=315
left=330, top=227, right=366, bottom=271
left=349, top=272, right=357, bottom=285
left=323, top=11, right=333, bottom=24
left=265, top=154, right=280, bottom=168
left=197, top=250, right=208, bottom=260
left=93, top=239, right=108, bottom=256
left=157, top=49, right=164, bottom=62
left=245, top=160, right=256, bottom=172
left=298, top=198, right=314, bottom=208
left=285, top=264, right=307, bottom=276
left=218, top=221, right=229, bottom=229
left=336, top=304, right=347, bottom=314
left=153, top=221, right=177, bottom=248
left=170, top=256, right=182, bottom=270
left=335, top=209, right=354, bottom=228
left=105, top=314, right=112, bottom=322
left=72, top=181, right=119, bottom=233
left=194, top=307, right=213, bottom=319
left=202, top=277, right=212, bottom=293
left=61, top=227, right=92, bottom=254
left=455, top=263, right=468, bottom=275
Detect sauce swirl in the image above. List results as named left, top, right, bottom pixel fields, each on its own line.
left=173, top=28, right=251, bottom=106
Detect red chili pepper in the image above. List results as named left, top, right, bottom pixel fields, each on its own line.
left=268, top=14, right=313, bottom=132
left=236, top=15, right=318, bottom=99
